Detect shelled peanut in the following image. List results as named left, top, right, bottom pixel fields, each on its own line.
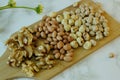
left=5, top=1, right=110, bottom=77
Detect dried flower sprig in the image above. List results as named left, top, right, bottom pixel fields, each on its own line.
left=0, top=0, right=43, bottom=14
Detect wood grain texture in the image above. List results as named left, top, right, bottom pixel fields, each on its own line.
left=0, top=0, right=120, bottom=80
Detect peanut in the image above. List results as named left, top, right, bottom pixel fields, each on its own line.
left=55, top=53, right=60, bottom=59
left=57, top=41, right=64, bottom=49
left=63, top=44, right=72, bottom=50
left=63, top=56, right=72, bottom=62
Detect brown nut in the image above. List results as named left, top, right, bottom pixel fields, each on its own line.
left=58, top=32, right=65, bottom=36
left=38, top=21, right=44, bottom=27
left=56, top=35, right=62, bottom=41
left=50, top=41, right=57, bottom=45
left=52, top=38, right=57, bottom=42
left=66, top=51, right=74, bottom=57
left=46, top=17, right=51, bottom=22
left=63, top=39, right=68, bottom=44
left=63, top=56, right=72, bottom=62
left=33, top=36, right=37, bottom=41
left=47, top=26, right=55, bottom=32
left=36, top=32, right=40, bottom=37
left=50, top=45, right=54, bottom=49
left=67, top=36, right=74, bottom=42
left=48, top=34, right=52, bottom=37
left=43, top=26, right=47, bottom=32
left=63, top=44, right=71, bottom=50
left=53, top=50, right=59, bottom=54
left=47, top=37, right=52, bottom=42
left=45, top=30, right=49, bottom=34
left=52, top=24, right=58, bottom=30
left=60, top=54, right=64, bottom=60
left=55, top=53, right=60, bottom=59
left=57, top=41, right=64, bottom=49
left=38, top=27, right=43, bottom=32
left=60, top=48, right=65, bottom=54
left=34, top=25, right=38, bottom=32
left=54, top=45, right=57, bottom=49
left=40, top=31, right=46, bottom=38
left=63, top=35, right=68, bottom=39
left=45, top=22, right=50, bottom=27
left=52, top=19, right=58, bottom=25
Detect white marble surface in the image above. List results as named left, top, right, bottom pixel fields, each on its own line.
left=0, top=0, right=120, bottom=80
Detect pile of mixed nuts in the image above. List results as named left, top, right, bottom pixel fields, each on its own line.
left=6, top=2, right=110, bottom=77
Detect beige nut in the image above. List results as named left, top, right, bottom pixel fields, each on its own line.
left=98, top=25, right=104, bottom=32
left=85, top=27, right=90, bottom=32
left=86, top=16, right=93, bottom=23
left=71, top=15, right=79, bottom=20
left=90, top=39, right=97, bottom=46
left=89, top=31, right=95, bottom=37
left=103, top=22, right=109, bottom=27
left=79, top=25, right=86, bottom=33
left=93, top=18, right=99, bottom=24
left=56, top=15, right=63, bottom=22
left=92, top=25, right=98, bottom=32
left=70, top=40, right=79, bottom=48
left=95, top=31, right=103, bottom=40
left=68, top=19, right=74, bottom=25
left=64, top=24, right=71, bottom=32
left=103, top=31, right=109, bottom=36
left=75, top=19, right=81, bottom=27
left=63, top=11, right=70, bottom=19
left=71, top=26, right=78, bottom=33
left=70, top=33, right=77, bottom=39
left=61, top=19, right=68, bottom=25
left=75, top=8, right=81, bottom=14
left=76, top=37, right=84, bottom=46
left=76, top=31, right=82, bottom=37
left=83, top=32, right=90, bottom=41
left=104, top=26, right=110, bottom=32
left=83, top=41, right=92, bottom=49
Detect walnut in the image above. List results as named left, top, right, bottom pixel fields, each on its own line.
left=45, top=55, right=55, bottom=65
left=22, top=61, right=39, bottom=77
left=18, top=27, right=33, bottom=47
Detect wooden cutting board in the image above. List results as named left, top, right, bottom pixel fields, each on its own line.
left=0, top=0, right=120, bottom=80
